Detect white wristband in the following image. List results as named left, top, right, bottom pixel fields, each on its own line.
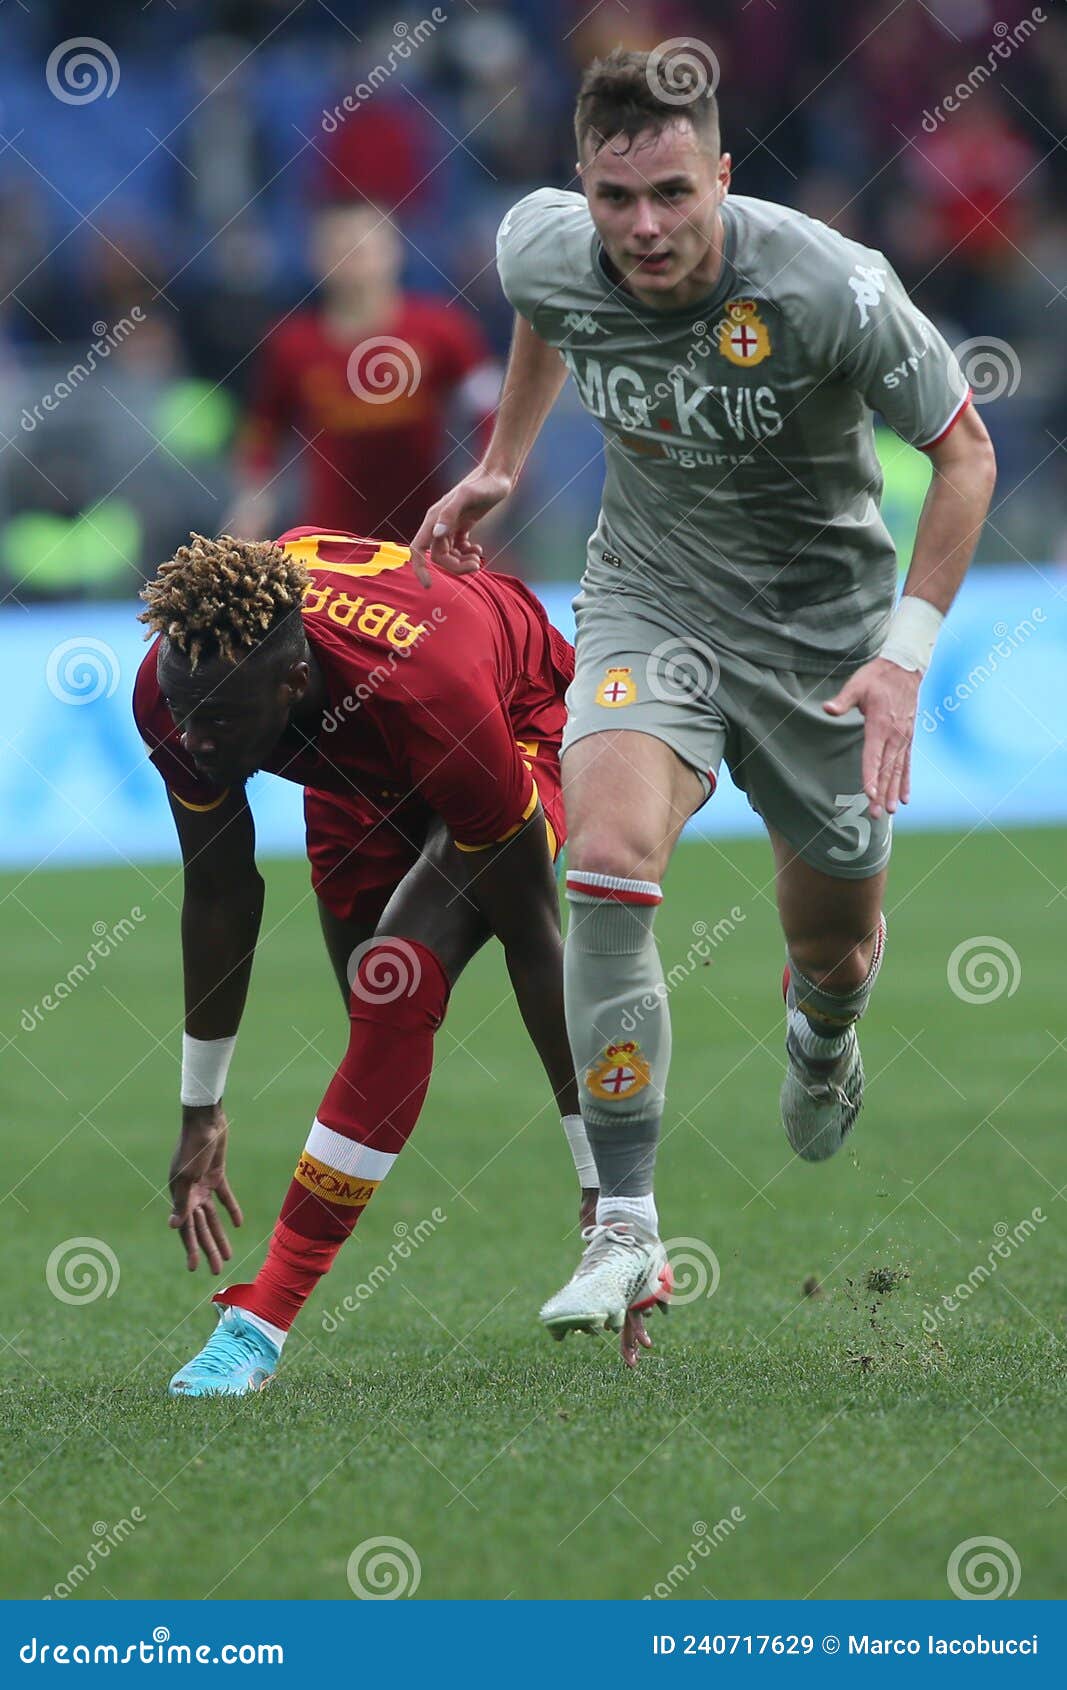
left=181, top=1033, right=237, bottom=1107
left=879, top=596, right=944, bottom=674
left=561, top=1114, right=598, bottom=1189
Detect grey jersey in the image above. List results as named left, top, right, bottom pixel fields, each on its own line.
left=497, top=188, right=968, bottom=671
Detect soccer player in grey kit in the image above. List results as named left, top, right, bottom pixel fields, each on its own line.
left=414, top=50, right=996, bottom=1364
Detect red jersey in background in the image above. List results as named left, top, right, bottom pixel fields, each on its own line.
left=237, top=300, right=497, bottom=544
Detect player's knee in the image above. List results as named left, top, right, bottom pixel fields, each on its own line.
left=790, top=931, right=877, bottom=995
left=566, top=824, right=666, bottom=886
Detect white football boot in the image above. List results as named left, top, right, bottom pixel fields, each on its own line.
left=540, top=1221, right=670, bottom=1339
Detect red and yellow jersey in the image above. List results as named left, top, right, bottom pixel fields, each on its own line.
left=133, top=528, right=574, bottom=852
left=236, top=300, right=495, bottom=545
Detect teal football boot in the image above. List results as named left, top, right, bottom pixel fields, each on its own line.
left=169, top=1304, right=279, bottom=1397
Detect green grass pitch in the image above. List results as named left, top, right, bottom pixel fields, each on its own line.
left=1, top=828, right=1064, bottom=1601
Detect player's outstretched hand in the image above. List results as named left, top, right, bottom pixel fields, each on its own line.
left=823, top=656, right=922, bottom=821
left=410, top=467, right=513, bottom=587
left=168, top=1105, right=243, bottom=1273
left=621, top=1309, right=654, bottom=1369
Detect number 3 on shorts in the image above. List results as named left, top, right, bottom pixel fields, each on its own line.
left=828, top=791, right=871, bottom=863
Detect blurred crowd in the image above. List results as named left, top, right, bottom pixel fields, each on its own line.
left=1, top=0, right=1065, bottom=600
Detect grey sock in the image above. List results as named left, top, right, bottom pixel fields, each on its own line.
left=564, top=873, right=671, bottom=1199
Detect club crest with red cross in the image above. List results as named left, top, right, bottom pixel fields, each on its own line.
left=585, top=1041, right=652, bottom=1102
left=596, top=665, right=637, bottom=708
left=718, top=299, right=771, bottom=368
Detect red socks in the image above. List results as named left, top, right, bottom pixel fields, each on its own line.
left=217, top=938, right=450, bottom=1331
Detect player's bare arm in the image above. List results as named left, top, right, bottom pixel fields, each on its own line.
left=411, top=314, right=567, bottom=583
left=825, top=403, right=997, bottom=819
left=165, top=788, right=258, bottom=1272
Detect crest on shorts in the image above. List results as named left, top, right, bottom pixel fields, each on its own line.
left=718, top=299, right=771, bottom=368
left=596, top=666, right=636, bottom=708
left=585, top=1041, right=652, bottom=1102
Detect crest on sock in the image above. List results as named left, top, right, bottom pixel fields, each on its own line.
left=585, top=1040, right=652, bottom=1101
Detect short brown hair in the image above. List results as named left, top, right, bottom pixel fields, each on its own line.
left=574, top=47, right=720, bottom=162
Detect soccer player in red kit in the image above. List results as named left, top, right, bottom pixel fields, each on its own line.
left=230, top=203, right=498, bottom=544
left=134, top=528, right=654, bottom=1395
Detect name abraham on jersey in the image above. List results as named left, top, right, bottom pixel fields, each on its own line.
left=562, top=350, right=783, bottom=464
left=302, top=581, right=429, bottom=650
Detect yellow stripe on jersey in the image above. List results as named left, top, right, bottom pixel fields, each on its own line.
left=171, top=788, right=230, bottom=812
left=454, top=780, right=540, bottom=853
left=284, top=534, right=411, bottom=578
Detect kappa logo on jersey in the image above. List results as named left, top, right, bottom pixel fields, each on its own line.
left=596, top=665, right=636, bottom=708
left=849, top=264, right=888, bottom=329
left=586, top=1041, right=652, bottom=1102
left=561, top=310, right=606, bottom=338
left=718, top=300, right=771, bottom=368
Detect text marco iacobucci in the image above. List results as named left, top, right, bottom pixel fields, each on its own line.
left=848, top=1635, right=1038, bottom=1656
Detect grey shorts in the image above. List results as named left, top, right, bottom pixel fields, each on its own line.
left=562, top=594, right=892, bottom=880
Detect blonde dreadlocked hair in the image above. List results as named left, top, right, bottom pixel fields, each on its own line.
left=139, top=533, right=310, bottom=671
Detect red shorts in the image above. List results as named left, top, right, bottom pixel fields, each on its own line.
left=306, top=684, right=569, bottom=930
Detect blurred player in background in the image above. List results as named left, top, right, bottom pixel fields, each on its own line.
left=416, top=50, right=997, bottom=1357
left=134, top=528, right=646, bottom=1395
left=229, top=202, right=499, bottom=544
